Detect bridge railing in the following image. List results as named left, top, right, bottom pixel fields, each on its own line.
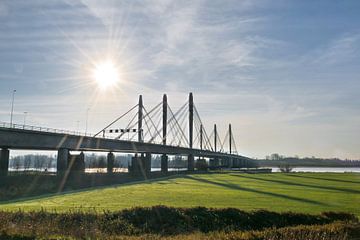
left=0, top=121, right=95, bottom=138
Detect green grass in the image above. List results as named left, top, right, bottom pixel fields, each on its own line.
left=0, top=172, right=359, bottom=216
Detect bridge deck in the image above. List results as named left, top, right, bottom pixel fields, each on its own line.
left=0, top=126, right=250, bottom=160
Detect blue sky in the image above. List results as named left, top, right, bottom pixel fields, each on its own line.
left=0, top=0, right=359, bottom=159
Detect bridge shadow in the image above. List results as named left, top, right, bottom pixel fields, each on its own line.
left=231, top=174, right=360, bottom=194
left=0, top=174, right=185, bottom=205
left=283, top=174, right=360, bottom=185
left=184, top=175, right=327, bottom=206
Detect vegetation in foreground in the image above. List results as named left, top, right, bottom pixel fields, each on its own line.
left=1, top=173, right=359, bottom=217
left=0, top=206, right=358, bottom=239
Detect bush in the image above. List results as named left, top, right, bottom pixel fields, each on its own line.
left=121, top=206, right=189, bottom=234
left=99, top=212, right=135, bottom=235
left=279, top=164, right=293, bottom=173
left=0, top=207, right=357, bottom=238
left=0, top=231, right=35, bottom=240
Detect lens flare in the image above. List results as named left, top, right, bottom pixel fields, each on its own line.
left=93, top=61, right=119, bottom=89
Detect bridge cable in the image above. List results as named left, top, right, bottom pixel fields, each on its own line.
left=231, top=134, right=238, bottom=155
left=94, top=104, right=138, bottom=137
left=167, top=103, right=189, bottom=147
left=193, top=105, right=213, bottom=151
left=140, top=103, right=162, bottom=142
left=143, top=105, right=163, bottom=143
left=170, top=103, right=189, bottom=146
left=221, top=130, right=229, bottom=153
left=115, top=111, right=138, bottom=140
left=168, top=111, right=186, bottom=147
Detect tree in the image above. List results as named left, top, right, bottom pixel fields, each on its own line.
left=279, top=164, right=293, bottom=173
left=270, top=153, right=281, bottom=161
left=11, top=157, right=21, bottom=171
left=24, top=156, right=32, bottom=171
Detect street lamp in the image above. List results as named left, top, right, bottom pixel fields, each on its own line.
left=76, top=120, right=80, bottom=133
left=23, top=111, right=28, bottom=127
left=10, top=90, right=16, bottom=127
left=85, top=107, right=90, bottom=135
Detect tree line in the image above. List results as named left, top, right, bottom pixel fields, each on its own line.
left=9, top=154, right=190, bottom=171
left=259, top=153, right=360, bottom=167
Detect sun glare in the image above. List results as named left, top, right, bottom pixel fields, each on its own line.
left=93, top=61, right=119, bottom=89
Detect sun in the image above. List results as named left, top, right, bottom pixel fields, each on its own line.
left=93, top=60, right=119, bottom=89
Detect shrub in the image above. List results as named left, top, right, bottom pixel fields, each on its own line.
left=121, top=206, right=189, bottom=234
left=278, top=164, right=293, bottom=173
left=0, top=207, right=357, bottom=238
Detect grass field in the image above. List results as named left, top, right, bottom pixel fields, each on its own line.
left=0, top=172, right=359, bottom=216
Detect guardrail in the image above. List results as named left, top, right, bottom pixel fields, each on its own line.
left=0, top=121, right=94, bottom=137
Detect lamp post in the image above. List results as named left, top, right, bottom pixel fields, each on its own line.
left=10, top=90, right=16, bottom=127
left=85, top=107, right=90, bottom=135
left=76, top=120, right=80, bottom=134
left=23, top=111, right=28, bottom=127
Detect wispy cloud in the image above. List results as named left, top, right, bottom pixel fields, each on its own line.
left=1, top=0, right=360, bottom=159
left=305, top=33, right=360, bottom=66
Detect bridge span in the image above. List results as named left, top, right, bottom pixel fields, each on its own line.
left=0, top=93, right=254, bottom=176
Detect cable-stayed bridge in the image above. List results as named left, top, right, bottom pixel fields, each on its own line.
left=0, top=93, right=253, bottom=176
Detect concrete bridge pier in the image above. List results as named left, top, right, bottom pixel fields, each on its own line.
left=233, top=158, right=238, bottom=168
left=196, top=157, right=206, bottom=170
left=161, top=154, right=168, bottom=173
left=188, top=154, right=194, bottom=171
left=228, top=157, right=234, bottom=168
left=214, top=158, right=220, bottom=166
left=144, top=153, right=151, bottom=174
left=107, top=152, right=115, bottom=174
left=209, top=157, right=219, bottom=168
left=130, top=154, right=140, bottom=174
left=57, top=149, right=85, bottom=175
left=0, top=148, right=9, bottom=176
left=130, top=153, right=151, bottom=176
left=67, top=151, right=85, bottom=174
left=57, top=148, right=69, bottom=174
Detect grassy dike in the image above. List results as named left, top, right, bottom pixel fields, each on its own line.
left=0, top=172, right=359, bottom=216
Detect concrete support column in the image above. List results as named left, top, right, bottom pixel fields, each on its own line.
left=107, top=152, right=115, bottom=174
left=0, top=148, right=9, bottom=176
left=232, top=158, right=237, bottom=168
left=57, top=148, right=69, bottom=174
left=130, top=154, right=139, bottom=174
left=228, top=158, right=233, bottom=168
left=196, top=157, right=206, bottom=171
left=161, top=154, right=168, bottom=173
left=188, top=154, right=194, bottom=171
left=130, top=154, right=145, bottom=176
left=209, top=158, right=219, bottom=168
left=144, top=153, right=151, bottom=174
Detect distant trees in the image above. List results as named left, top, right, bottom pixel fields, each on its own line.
left=12, top=157, right=21, bottom=170
left=9, top=154, right=56, bottom=172
left=24, top=156, right=31, bottom=170
left=85, top=153, right=132, bottom=169
left=279, top=164, right=293, bottom=173
left=169, top=156, right=187, bottom=168
left=260, top=153, right=360, bottom=167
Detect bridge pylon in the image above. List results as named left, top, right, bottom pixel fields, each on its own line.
left=161, top=94, right=168, bottom=173
left=188, top=92, right=195, bottom=171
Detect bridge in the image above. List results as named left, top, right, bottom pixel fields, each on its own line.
left=0, top=93, right=254, bottom=176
